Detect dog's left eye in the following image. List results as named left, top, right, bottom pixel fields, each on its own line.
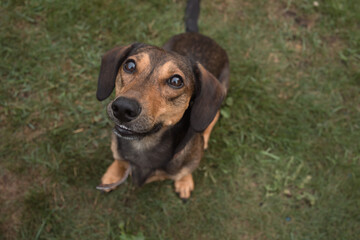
left=123, top=60, right=136, bottom=73
left=167, top=75, right=184, bottom=89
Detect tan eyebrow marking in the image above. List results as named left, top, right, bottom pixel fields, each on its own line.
left=155, top=61, right=185, bottom=81
left=130, top=52, right=151, bottom=73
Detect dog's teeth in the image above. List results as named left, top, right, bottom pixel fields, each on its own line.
left=118, top=125, right=130, bottom=130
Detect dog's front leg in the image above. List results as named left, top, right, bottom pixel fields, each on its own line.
left=96, top=159, right=130, bottom=192
left=174, top=173, right=194, bottom=199
left=96, top=134, right=130, bottom=192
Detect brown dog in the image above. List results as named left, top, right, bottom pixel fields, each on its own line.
left=96, top=0, right=229, bottom=199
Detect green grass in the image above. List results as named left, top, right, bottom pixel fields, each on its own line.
left=1, top=0, right=359, bottom=239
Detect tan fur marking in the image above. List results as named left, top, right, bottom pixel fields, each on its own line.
left=100, top=160, right=130, bottom=192
left=114, top=71, right=123, bottom=95
left=203, top=111, right=220, bottom=150
left=145, top=170, right=170, bottom=183
left=144, top=166, right=193, bottom=184
left=111, top=133, right=121, bottom=160
left=153, top=101, right=190, bottom=126
left=174, top=173, right=194, bottom=199
left=156, top=61, right=185, bottom=81
left=145, top=168, right=195, bottom=198
left=142, top=85, right=191, bottom=127
left=171, top=167, right=192, bottom=181
left=133, top=52, right=151, bottom=71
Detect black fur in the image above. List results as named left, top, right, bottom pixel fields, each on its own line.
left=185, top=0, right=200, bottom=33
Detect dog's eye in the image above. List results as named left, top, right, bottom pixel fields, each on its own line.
left=123, top=60, right=136, bottom=73
left=167, top=75, right=184, bottom=89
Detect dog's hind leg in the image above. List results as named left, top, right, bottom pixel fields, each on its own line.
left=202, top=62, right=229, bottom=150
left=202, top=111, right=220, bottom=150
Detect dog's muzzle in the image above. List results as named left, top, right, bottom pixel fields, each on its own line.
left=109, top=97, right=162, bottom=140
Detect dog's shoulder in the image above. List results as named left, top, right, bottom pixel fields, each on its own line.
left=164, top=131, right=204, bottom=176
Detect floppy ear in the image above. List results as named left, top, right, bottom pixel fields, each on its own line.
left=96, top=44, right=136, bottom=101
left=190, top=63, right=226, bottom=132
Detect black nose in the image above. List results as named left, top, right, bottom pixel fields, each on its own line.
left=111, top=97, right=141, bottom=122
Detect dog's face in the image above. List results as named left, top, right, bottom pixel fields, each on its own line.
left=97, top=43, right=226, bottom=140
left=109, top=46, right=195, bottom=139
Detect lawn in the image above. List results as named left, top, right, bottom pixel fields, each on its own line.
left=0, top=0, right=359, bottom=239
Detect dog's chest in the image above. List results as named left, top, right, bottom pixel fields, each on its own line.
left=116, top=135, right=175, bottom=185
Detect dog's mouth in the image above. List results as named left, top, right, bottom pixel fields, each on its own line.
left=113, top=123, right=162, bottom=140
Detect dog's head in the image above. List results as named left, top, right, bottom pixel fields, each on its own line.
left=96, top=43, right=225, bottom=140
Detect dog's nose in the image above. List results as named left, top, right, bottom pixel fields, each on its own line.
left=111, top=97, right=141, bottom=122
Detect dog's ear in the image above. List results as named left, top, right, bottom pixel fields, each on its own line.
left=96, top=43, right=139, bottom=101
left=190, top=63, right=226, bottom=132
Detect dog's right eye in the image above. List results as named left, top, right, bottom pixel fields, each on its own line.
left=123, top=60, right=136, bottom=73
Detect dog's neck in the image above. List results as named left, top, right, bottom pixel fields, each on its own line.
left=128, top=128, right=166, bottom=151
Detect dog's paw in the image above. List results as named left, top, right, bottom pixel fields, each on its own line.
left=96, top=160, right=130, bottom=192
left=174, top=174, right=194, bottom=199
left=97, top=176, right=125, bottom=192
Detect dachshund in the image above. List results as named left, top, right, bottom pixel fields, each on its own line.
left=96, top=0, right=229, bottom=199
